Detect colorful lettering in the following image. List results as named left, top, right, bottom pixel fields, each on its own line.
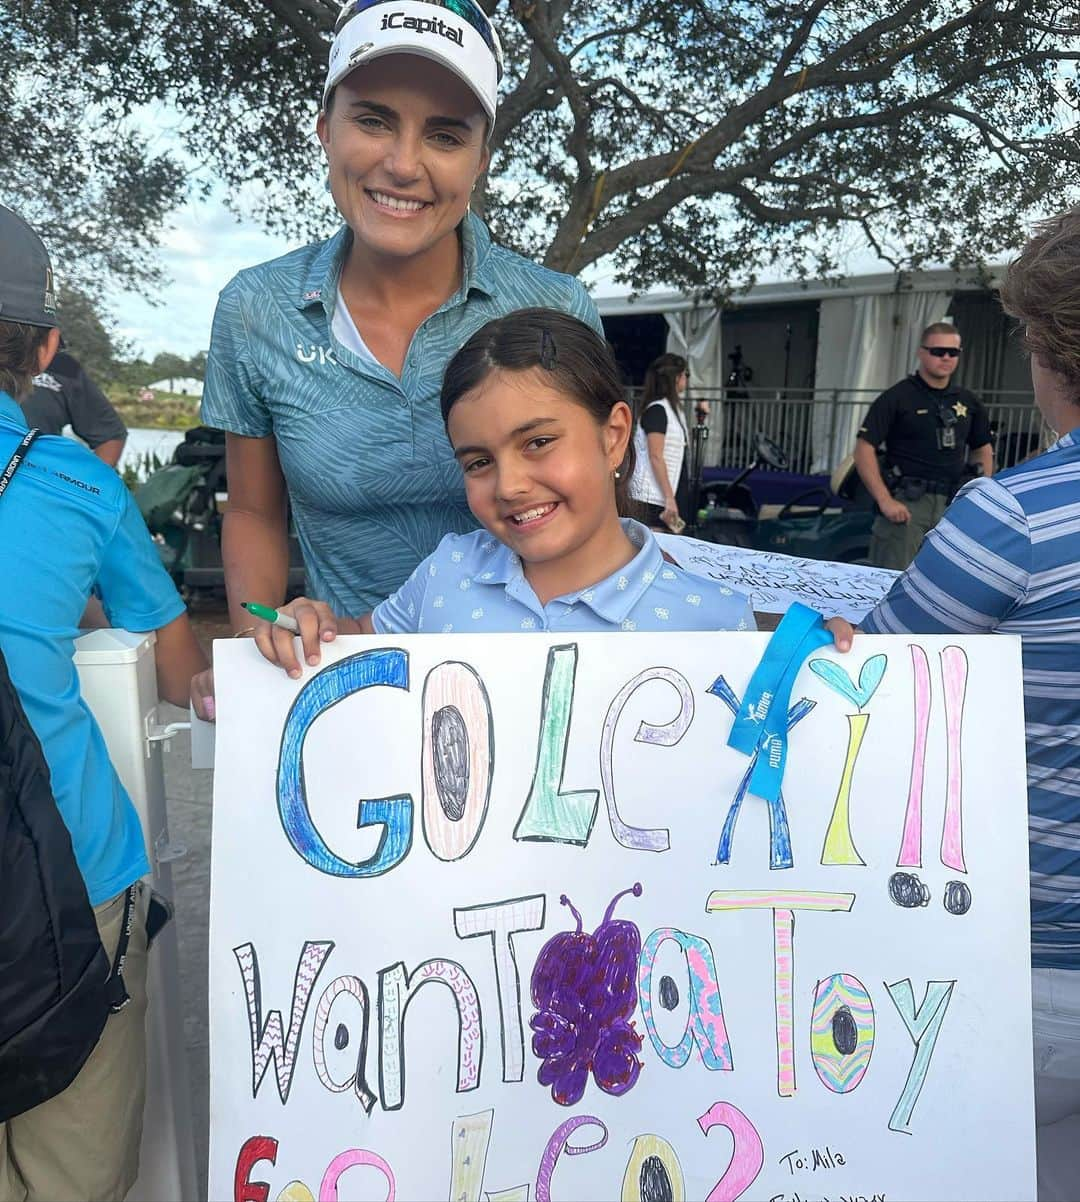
left=234, top=941, right=333, bottom=1104
left=600, top=666, right=694, bottom=852
left=514, top=645, right=599, bottom=845
left=311, top=974, right=376, bottom=1112
left=535, top=1116, right=608, bottom=1202
left=277, top=649, right=413, bottom=877
left=637, top=928, right=732, bottom=1070
left=707, top=676, right=814, bottom=869
left=454, top=896, right=546, bottom=1082
left=810, top=973, right=875, bottom=1093
left=898, top=645, right=932, bottom=867
left=886, top=978, right=956, bottom=1133
left=705, top=892, right=855, bottom=1096
left=422, top=661, right=493, bottom=861
left=940, top=647, right=968, bottom=872
left=318, top=1149, right=394, bottom=1202
left=235, top=1135, right=278, bottom=1202
left=378, top=959, right=483, bottom=1110
left=621, top=1134, right=686, bottom=1202
left=697, top=1101, right=764, bottom=1202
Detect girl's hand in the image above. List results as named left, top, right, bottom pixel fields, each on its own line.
left=826, top=617, right=856, bottom=652
left=255, top=597, right=341, bottom=678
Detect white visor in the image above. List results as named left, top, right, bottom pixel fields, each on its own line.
left=324, top=0, right=499, bottom=128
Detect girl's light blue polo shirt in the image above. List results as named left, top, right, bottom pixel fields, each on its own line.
left=0, top=393, right=184, bottom=904
left=202, top=214, right=602, bottom=614
left=372, top=520, right=755, bottom=634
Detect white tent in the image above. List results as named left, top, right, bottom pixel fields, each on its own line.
left=596, top=266, right=1007, bottom=472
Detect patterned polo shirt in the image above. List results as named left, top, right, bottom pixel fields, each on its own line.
left=861, top=430, right=1080, bottom=968
left=202, top=213, right=602, bottom=613
left=372, top=519, right=755, bottom=634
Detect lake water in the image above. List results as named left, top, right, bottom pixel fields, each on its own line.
left=119, top=427, right=187, bottom=478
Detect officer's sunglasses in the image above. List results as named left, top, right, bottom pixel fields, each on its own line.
left=921, top=346, right=962, bottom=358
left=335, top=0, right=504, bottom=79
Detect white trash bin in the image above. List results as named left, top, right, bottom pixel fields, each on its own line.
left=74, top=629, right=198, bottom=1202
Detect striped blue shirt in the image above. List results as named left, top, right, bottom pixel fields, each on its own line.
left=861, top=430, right=1080, bottom=968
left=372, top=519, right=755, bottom=634
left=202, top=213, right=601, bottom=613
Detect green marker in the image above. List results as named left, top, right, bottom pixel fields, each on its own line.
left=242, top=601, right=300, bottom=634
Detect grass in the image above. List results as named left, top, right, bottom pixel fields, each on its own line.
left=106, top=386, right=204, bottom=431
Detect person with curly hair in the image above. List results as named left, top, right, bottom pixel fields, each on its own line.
left=829, top=207, right=1080, bottom=1200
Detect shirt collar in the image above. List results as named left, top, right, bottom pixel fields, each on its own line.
left=460, top=212, right=496, bottom=299
left=293, top=227, right=352, bottom=311
left=476, top=519, right=664, bottom=623
left=293, top=214, right=497, bottom=311
left=1047, top=428, right=1079, bottom=454
left=0, top=391, right=29, bottom=430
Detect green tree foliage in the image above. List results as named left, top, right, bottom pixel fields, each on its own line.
left=148, top=351, right=194, bottom=383
left=2, top=1, right=1078, bottom=295
left=0, top=10, right=187, bottom=296
left=54, top=285, right=121, bottom=382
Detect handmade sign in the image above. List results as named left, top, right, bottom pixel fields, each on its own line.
left=209, top=632, right=1035, bottom=1202
left=655, top=534, right=899, bottom=621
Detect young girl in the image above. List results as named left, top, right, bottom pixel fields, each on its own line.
left=258, top=309, right=754, bottom=677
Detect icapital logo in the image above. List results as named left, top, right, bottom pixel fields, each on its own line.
left=380, top=10, right=464, bottom=47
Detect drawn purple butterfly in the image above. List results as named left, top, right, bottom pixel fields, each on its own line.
left=529, top=883, right=644, bottom=1106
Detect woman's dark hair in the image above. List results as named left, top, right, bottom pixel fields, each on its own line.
left=638, top=352, right=688, bottom=422
left=441, top=308, right=636, bottom=510
left=0, top=319, right=51, bottom=400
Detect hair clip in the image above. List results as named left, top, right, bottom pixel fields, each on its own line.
left=539, top=328, right=558, bottom=371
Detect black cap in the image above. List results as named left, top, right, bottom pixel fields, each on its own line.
left=0, top=206, right=58, bottom=328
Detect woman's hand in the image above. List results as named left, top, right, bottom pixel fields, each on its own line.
left=826, top=617, right=856, bottom=652
left=254, top=597, right=343, bottom=678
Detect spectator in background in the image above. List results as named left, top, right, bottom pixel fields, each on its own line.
left=23, top=346, right=127, bottom=467
left=831, top=206, right=1080, bottom=1201
left=629, top=352, right=691, bottom=532
left=854, top=321, right=993, bottom=569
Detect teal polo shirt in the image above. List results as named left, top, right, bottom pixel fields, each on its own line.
left=202, top=213, right=602, bottom=614
left=0, top=393, right=184, bottom=904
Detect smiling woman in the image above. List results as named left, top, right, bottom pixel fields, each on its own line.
left=197, top=0, right=602, bottom=654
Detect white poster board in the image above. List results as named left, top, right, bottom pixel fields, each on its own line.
left=656, top=534, right=899, bottom=621
left=209, top=632, right=1035, bottom=1202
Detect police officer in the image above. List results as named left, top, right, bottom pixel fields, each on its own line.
left=854, top=321, right=993, bottom=570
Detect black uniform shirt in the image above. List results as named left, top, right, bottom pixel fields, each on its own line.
left=857, top=373, right=991, bottom=484
left=22, top=351, right=126, bottom=448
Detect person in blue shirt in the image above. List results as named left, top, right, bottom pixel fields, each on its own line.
left=200, top=0, right=602, bottom=658
left=250, top=309, right=754, bottom=674
left=828, top=206, right=1080, bottom=1202
left=0, top=206, right=208, bottom=1200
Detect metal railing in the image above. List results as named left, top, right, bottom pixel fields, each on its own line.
left=628, top=386, right=1048, bottom=475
